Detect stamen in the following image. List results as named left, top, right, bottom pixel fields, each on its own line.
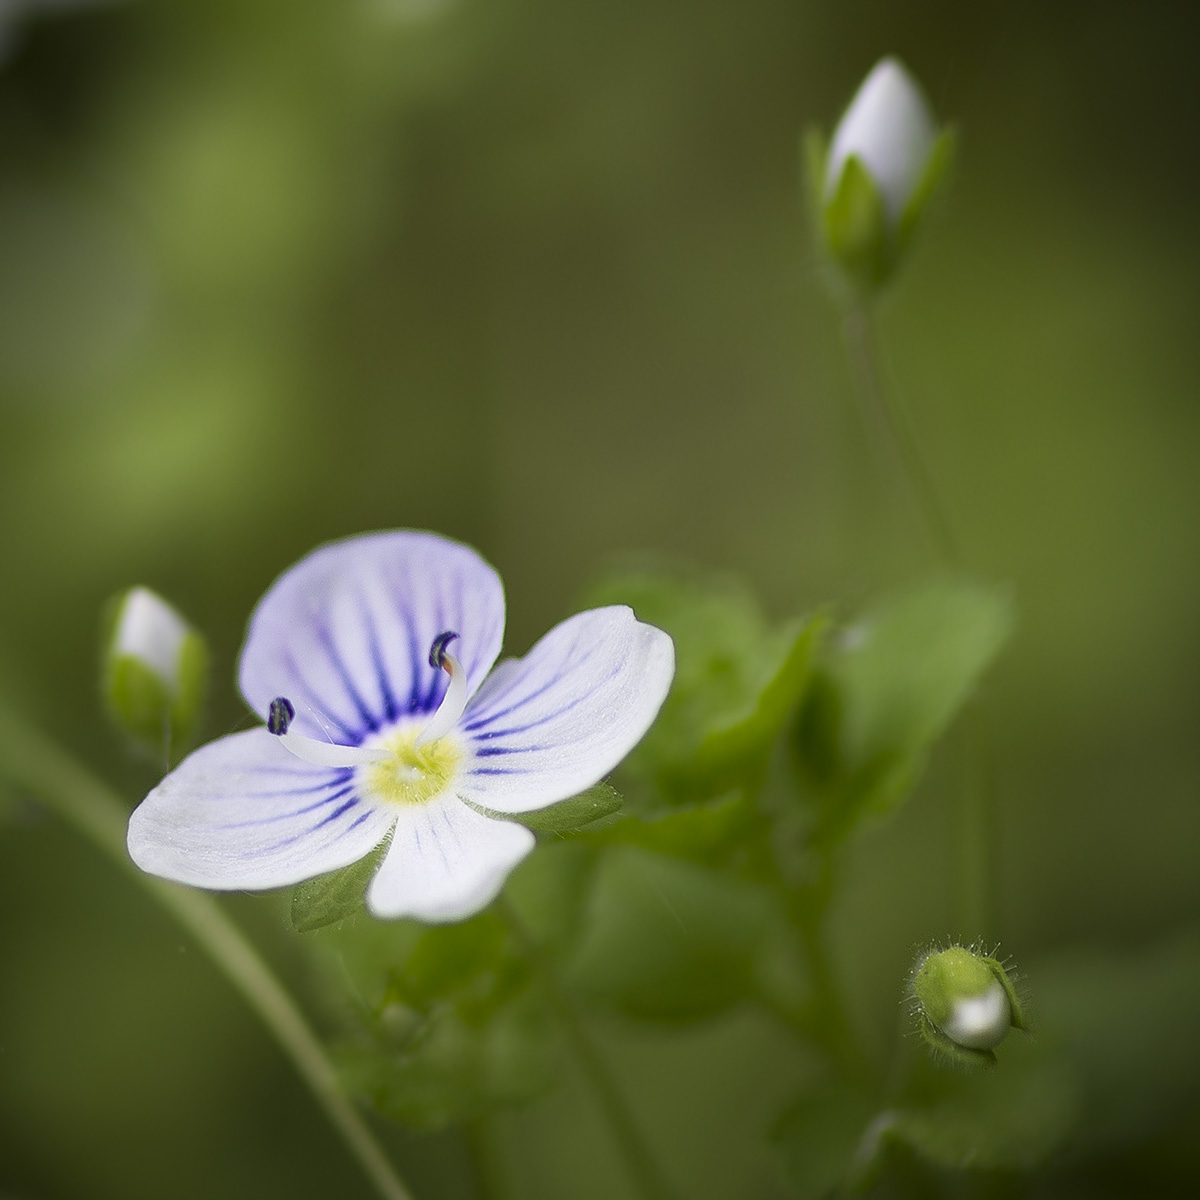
left=415, top=631, right=468, bottom=748
left=266, top=695, right=391, bottom=769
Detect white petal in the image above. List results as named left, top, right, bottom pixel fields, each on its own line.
left=127, top=729, right=394, bottom=891
left=455, top=606, right=674, bottom=814
left=239, top=531, right=505, bottom=745
left=826, top=57, right=936, bottom=223
left=365, top=793, right=535, bottom=922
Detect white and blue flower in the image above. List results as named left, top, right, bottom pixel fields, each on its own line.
left=127, top=531, right=674, bottom=923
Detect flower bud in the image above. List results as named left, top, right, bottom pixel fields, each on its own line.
left=102, top=587, right=208, bottom=758
left=809, top=57, right=954, bottom=291
left=910, top=944, right=1026, bottom=1066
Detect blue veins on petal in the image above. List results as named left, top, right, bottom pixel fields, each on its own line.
left=127, top=530, right=674, bottom=923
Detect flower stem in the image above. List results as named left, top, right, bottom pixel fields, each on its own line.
left=497, top=897, right=679, bottom=1200
left=841, top=302, right=993, bottom=936
left=843, top=303, right=959, bottom=566
left=0, top=703, right=417, bottom=1200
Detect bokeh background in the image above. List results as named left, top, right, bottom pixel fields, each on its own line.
left=1, top=0, right=1198, bottom=1196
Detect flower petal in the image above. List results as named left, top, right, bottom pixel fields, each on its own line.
left=455, top=606, right=674, bottom=814
left=239, top=531, right=505, bottom=743
left=127, top=729, right=395, bottom=890
left=365, top=793, right=535, bottom=922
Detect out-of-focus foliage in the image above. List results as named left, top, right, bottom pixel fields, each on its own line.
left=794, top=576, right=1012, bottom=845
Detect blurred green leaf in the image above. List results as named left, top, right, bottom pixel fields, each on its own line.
left=587, top=569, right=825, bottom=810
left=858, top=1052, right=1080, bottom=1179
left=795, top=575, right=1013, bottom=845
left=510, top=782, right=624, bottom=835
left=504, top=840, right=598, bottom=956
left=339, top=985, right=553, bottom=1131
left=774, top=1081, right=877, bottom=1198
left=593, top=790, right=753, bottom=862
left=314, top=909, right=552, bottom=1129
left=289, top=841, right=388, bottom=932
left=567, top=845, right=774, bottom=1022
left=788, top=932, right=1200, bottom=1192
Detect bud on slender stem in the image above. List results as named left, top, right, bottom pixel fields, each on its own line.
left=102, top=586, right=208, bottom=760
left=807, top=57, right=954, bottom=293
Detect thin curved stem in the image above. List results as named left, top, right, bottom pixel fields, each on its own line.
left=843, top=303, right=960, bottom=566
left=842, top=303, right=994, bottom=936
left=0, top=703, right=416, bottom=1200
left=497, top=897, right=679, bottom=1200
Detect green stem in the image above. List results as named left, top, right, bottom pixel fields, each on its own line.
left=466, top=1116, right=512, bottom=1200
left=843, top=303, right=960, bottom=566
left=498, top=898, right=678, bottom=1200
left=842, top=302, right=994, bottom=937
left=0, top=704, right=416, bottom=1200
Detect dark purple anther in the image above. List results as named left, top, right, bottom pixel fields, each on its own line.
left=428, top=630, right=459, bottom=671
left=267, top=696, right=295, bottom=735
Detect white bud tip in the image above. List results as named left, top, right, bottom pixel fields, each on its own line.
left=116, top=587, right=188, bottom=690
left=943, top=979, right=1011, bottom=1050
left=826, top=57, right=937, bottom=223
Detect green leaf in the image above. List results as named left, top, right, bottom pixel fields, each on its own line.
left=339, top=984, right=553, bottom=1131
left=594, top=790, right=753, bottom=862
left=586, top=568, right=825, bottom=810
left=795, top=575, right=1013, bottom=845
left=394, top=912, right=513, bottom=1011
left=861, top=1051, right=1080, bottom=1177
left=774, top=1081, right=878, bottom=1198
left=289, top=840, right=387, bottom=932
left=567, top=845, right=774, bottom=1022
left=510, top=782, right=624, bottom=834
left=504, top=840, right=598, bottom=956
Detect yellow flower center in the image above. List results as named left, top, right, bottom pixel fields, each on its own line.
left=358, top=724, right=464, bottom=808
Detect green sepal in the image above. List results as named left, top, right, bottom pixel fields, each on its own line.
left=897, top=127, right=956, bottom=257
left=822, top=153, right=892, bottom=291
left=586, top=568, right=826, bottom=811
left=511, top=781, right=624, bottom=835
left=794, top=575, right=1013, bottom=847
left=289, top=839, right=389, bottom=932
left=800, top=125, right=829, bottom=227
left=917, top=1012, right=999, bottom=1068
left=100, top=593, right=209, bottom=761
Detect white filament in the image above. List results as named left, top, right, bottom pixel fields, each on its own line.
left=415, top=652, right=467, bottom=748
left=275, top=730, right=392, bottom=769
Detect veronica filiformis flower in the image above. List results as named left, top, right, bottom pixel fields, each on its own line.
left=127, top=531, right=674, bottom=922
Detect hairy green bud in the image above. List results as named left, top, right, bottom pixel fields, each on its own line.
left=910, top=943, right=1026, bottom=1066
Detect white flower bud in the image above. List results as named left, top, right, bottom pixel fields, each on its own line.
left=826, top=58, right=937, bottom=227
left=115, top=588, right=189, bottom=691
left=810, top=57, right=953, bottom=291
left=103, top=587, right=208, bottom=758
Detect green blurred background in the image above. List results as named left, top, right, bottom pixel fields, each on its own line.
left=1, top=0, right=1198, bottom=1196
